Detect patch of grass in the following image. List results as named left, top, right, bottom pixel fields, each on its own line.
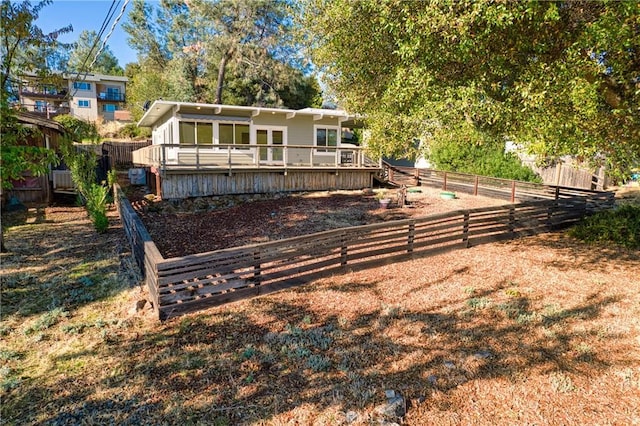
left=23, top=308, right=69, bottom=335
left=569, top=204, right=640, bottom=249
left=466, top=297, right=491, bottom=310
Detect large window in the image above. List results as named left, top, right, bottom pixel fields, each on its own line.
left=179, top=121, right=213, bottom=144
left=73, top=82, right=91, bottom=90
left=315, top=126, right=339, bottom=152
left=219, top=123, right=250, bottom=148
left=102, top=104, right=117, bottom=112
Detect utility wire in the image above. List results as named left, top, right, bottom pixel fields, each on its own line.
left=68, top=0, right=121, bottom=99
left=88, top=0, right=130, bottom=70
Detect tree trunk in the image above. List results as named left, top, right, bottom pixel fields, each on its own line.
left=214, top=52, right=231, bottom=104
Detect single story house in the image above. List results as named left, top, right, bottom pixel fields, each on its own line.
left=132, top=101, right=380, bottom=199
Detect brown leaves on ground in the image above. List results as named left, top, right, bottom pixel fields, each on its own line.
left=1, top=194, right=639, bottom=425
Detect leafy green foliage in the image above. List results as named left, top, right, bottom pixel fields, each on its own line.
left=569, top=205, right=640, bottom=249
left=67, top=30, right=123, bottom=75
left=53, top=115, right=99, bottom=142
left=0, top=101, right=59, bottom=190
left=428, top=123, right=542, bottom=182
left=123, top=0, right=319, bottom=110
left=305, top=1, right=640, bottom=179
left=59, top=137, right=97, bottom=200
left=85, top=183, right=109, bottom=233
left=0, top=0, right=72, bottom=91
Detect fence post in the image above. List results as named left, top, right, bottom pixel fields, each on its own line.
left=462, top=212, right=470, bottom=248
left=509, top=205, right=515, bottom=236
left=443, top=172, right=448, bottom=191
left=474, top=175, right=479, bottom=196
left=253, top=249, right=261, bottom=283
left=414, top=168, right=421, bottom=186
left=511, top=181, right=516, bottom=203
left=408, top=221, right=415, bottom=253
left=340, top=232, right=348, bottom=266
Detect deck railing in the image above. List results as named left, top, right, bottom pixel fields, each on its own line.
left=132, top=143, right=380, bottom=171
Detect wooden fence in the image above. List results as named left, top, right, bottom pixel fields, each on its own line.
left=103, top=140, right=152, bottom=169
left=114, top=183, right=614, bottom=320
left=381, top=164, right=613, bottom=205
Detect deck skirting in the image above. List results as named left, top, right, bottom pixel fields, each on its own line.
left=159, top=169, right=376, bottom=199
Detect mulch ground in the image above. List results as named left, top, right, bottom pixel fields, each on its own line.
left=128, top=186, right=507, bottom=258
left=2, top=188, right=638, bottom=425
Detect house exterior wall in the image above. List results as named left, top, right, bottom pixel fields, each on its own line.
left=18, top=72, right=128, bottom=122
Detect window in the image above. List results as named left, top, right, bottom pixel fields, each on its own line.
left=78, top=100, right=90, bottom=108
left=35, top=100, right=47, bottom=112
left=315, top=126, right=339, bottom=152
left=219, top=123, right=250, bottom=147
left=102, top=104, right=117, bottom=112
left=179, top=121, right=213, bottom=144
left=73, top=82, right=91, bottom=90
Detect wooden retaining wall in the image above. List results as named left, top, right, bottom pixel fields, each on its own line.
left=114, top=178, right=614, bottom=320
left=161, top=170, right=376, bottom=199
left=114, top=184, right=161, bottom=309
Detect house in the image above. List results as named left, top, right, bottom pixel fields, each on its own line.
left=132, top=101, right=380, bottom=199
left=17, top=72, right=131, bottom=122
left=5, top=112, right=66, bottom=204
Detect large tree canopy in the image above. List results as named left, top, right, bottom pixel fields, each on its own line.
left=1, top=0, right=72, bottom=91
left=67, top=30, right=123, bottom=75
left=123, top=0, right=319, bottom=116
left=305, top=0, right=640, bottom=179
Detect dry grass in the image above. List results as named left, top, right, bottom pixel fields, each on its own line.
left=1, top=192, right=639, bottom=425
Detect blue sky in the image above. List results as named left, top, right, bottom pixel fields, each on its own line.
left=36, top=0, right=138, bottom=67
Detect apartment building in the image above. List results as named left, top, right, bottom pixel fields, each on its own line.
left=18, top=72, right=131, bottom=122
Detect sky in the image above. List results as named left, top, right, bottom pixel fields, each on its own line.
left=36, top=0, right=138, bottom=67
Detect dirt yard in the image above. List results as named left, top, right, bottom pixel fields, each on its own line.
left=129, top=186, right=508, bottom=258
left=1, top=189, right=639, bottom=425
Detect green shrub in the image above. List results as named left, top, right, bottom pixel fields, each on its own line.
left=115, top=123, right=150, bottom=139
left=427, top=123, right=542, bottom=183
left=54, top=115, right=99, bottom=142
left=85, top=183, right=109, bottom=233
left=569, top=204, right=640, bottom=249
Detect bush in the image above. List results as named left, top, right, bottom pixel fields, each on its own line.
left=115, top=123, right=151, bottom=140
left=53, top=115, right=99, bottom=142
left=85, top=183, right=109, bottom=233
left=427, top=124, right=542, bottom=183
left=569, top=204, right=640, bottom=249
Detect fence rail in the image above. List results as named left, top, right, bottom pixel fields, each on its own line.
left=114, top=178, right=614, bottom=320
left=381, top=164, right=615, bottom=204
left=103, top=141, right=152, bottom=168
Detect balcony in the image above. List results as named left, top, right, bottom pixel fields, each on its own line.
left=19, top=88, right=67, bottom=99
left=97, top=92, right=125, bottom=102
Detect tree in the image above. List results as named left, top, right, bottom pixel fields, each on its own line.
left=304, top=1, right=640, bottom=180
left=1, top=0, right=72, bottom=91
left=123, top=0, right=319, bottom=108
left=67, top=30, right=123, bottom=75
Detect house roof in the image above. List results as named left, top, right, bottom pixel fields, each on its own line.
left=137, top=100, right=362, bottom=128
left=16, top=111, right=65, bottom=133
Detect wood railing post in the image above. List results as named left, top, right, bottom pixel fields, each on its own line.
left=195, top=145, right=200, bottom=170
left=408, top=221, right=415, bottom=253
left=462, top=212, right=470, bottom=248
left=474, top=175, right=479, bottom=196
left=509, top=205, right=515, bottom=236
left=511, top=180, right=516, bottom=203
left=443, top=172, right=448, bottom=191
left=253, top=249, right=261, bottom=283
left=340, top=233, right=348, bottom=266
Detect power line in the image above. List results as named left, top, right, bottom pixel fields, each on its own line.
left=68, top=0, right=121, bottom=99
left=88, top=0, right=130, bottom=70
